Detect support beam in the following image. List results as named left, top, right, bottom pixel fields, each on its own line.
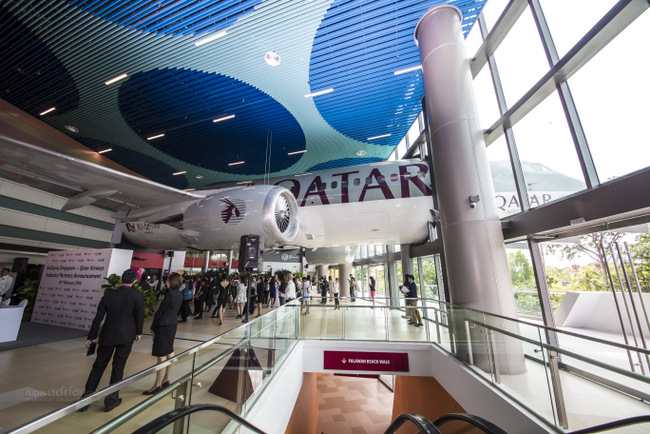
left=415, top=5, right=525, bottom=374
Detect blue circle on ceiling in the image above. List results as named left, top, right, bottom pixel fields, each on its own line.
left=0, top=6, right=79, bottom=117
left=68, top=0, right=262, bottom=37
left=309, top=0, right=483, bottom=147
left=73, top=137, right=189, bottom=190
left=118, top=68, right=305, bottom=175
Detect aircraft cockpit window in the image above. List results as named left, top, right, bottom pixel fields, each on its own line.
left=378, top=175, right=385, bottom=182
left=342, top=181, right=348, bottom=188
left=320, top=183, right=326, bottom=190
left=353, top=178, right=360, bottom=186
left=365, top=177, right=372, bottom=185
left=331, top=181, right=338, bottom=189
left=310, top=184, right=317, bottom=191
left=390, top=174, right=398, bottom=182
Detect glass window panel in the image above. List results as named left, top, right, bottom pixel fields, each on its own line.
left=511, top=91, right=587, bottom=207
left=481, top=0, right=510, bottom=32
left=492, top=7, right=549, bottom=107
left=474, top=63, right=501, bottom=129
left=568, top=10, right=650, bottom=181
left=465, top=16, right=484, bottom=57
left=540, top=0, right=617, bottom=58
left=506, top=243, right=542, bottom=320
left=487, top=135, right=521, bottom=217
left=407, top=118, right=420, bottom=146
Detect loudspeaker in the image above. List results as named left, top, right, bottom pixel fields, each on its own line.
left=238, top=235, right=262, bottom=273
left=12, top=257, right=28, bottom=273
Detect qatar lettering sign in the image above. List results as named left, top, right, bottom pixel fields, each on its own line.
left=324, top=351, right=409, bottom=372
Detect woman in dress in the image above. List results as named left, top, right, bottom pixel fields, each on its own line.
left=235, top=276, right=247, bottom=319
left=143, top=272, right=183, bottom=395
left=369, top=276, right=376, bottom=308
left=267, top=275, right=277, bottom=308
left=212, top=274, right=230, bottom=325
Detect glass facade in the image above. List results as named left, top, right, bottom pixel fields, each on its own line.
left=365, top=1, right=649, bottom=345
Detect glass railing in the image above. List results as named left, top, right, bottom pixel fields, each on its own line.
left=298, top=296, right=650, bottom=432
left=9, top=304, right=300, bottom=434
left=9, top=296, right=650, bottom=433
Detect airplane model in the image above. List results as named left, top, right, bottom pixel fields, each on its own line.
left=0, top=136, right=435, bottom=254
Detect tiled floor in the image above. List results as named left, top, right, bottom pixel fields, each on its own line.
left=315, top=374, right=393, bottom=434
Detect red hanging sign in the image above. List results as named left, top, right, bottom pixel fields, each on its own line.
left=324, top=350, right=409, bottom=372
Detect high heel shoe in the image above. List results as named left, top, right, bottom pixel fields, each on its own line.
left=142, top=385, right=163, bottom=395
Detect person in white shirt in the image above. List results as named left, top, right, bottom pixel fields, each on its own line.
left=301, top=276, right=311, bottom=315
left=333, top=277, right=340, bottom=310
left=0, top=268, right=13, bottom=299
left=284, top=273, right=296, bottom=302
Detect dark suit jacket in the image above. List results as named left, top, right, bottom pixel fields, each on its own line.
left=88, top=285, right=144, bottom=346
left=151, top=289, right=182, bottom=329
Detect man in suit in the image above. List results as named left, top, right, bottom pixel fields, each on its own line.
left=81, top=268, right=144, bottom=412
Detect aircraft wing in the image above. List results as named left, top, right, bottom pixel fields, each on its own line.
left=0, top=135, right=205, bottom=211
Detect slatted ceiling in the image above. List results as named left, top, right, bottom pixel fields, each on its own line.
left=0, top=0, right=484, bottom=188
left=69, top=0, right=261, bottom=36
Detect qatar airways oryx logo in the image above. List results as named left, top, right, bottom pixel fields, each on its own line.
left=220, top=198, right=245, bottom=225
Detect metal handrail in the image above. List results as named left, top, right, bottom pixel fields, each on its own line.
left=433, top=413, right=509, bottom=433
left=469, top=319, right=650, bottom=385
left=6, top=306, right=297, bottom=434
left=568, top=415, right=650, bottom=434
left=131, top=404, right=266, bottom=434
left=384, top=413, right=441, bottom=434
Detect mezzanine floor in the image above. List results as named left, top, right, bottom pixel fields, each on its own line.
left=0, top=299, right=648, bottom=433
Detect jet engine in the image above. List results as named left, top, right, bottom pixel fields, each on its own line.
left=121, top=185, right=299, bottom=251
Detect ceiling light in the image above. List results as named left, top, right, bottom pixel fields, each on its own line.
left=173, top=171, right=186, bottom=176
left=367, top=134, right=391, bottom=140
left=305, top=88, right=334, bottom=98
left=213, top=114, right=235, bottom=123
left=228, top=161, right=245, bottom=166
left=64, top=125, right=79, bottom=133
left=195, top=175, right=204, bottom=179
left=394, top=65, right=422, bottom=75
left=98, top=148, right=112, bottom=154
left=39, top=107, right=56, bottom=116
left=147, top=133, right=165, bottom=140
left=194, top=30, right=227, bottom=47
left=356, top=150, right=367, bottom=156
left=265, top=51, right=281, bottom=67
left=105, top=73, right=128, bottom=85
left=288, top=149, right=307, bottom=155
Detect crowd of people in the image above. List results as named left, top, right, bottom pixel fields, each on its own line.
left=79, top=267, right=423, bottom=411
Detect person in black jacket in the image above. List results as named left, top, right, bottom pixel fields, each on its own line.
left=143, top=272, right=183, bottom=395
left=81, top=268, right=144, bottom=412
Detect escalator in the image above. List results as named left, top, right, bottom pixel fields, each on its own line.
left=135, top=406, right=650, bottom=434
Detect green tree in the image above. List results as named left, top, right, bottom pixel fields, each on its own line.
left=630, top=231, right=650, bottom=293
left=508, top=251, right=535, bottom=289
left=546, top=231, right=624, bottom=284
left=570, top=264, right=605, bottom=292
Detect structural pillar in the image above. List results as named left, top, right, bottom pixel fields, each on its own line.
left=415, top=5, right=524, bottom=373
left=317, top=265, right=328, bottom=282
left=339, top=262, right=352, bottom=298
left=203, top=251, right=210, bottom=273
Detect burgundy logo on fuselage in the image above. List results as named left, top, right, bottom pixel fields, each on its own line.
left=221, top=198, right=245, bottom=224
